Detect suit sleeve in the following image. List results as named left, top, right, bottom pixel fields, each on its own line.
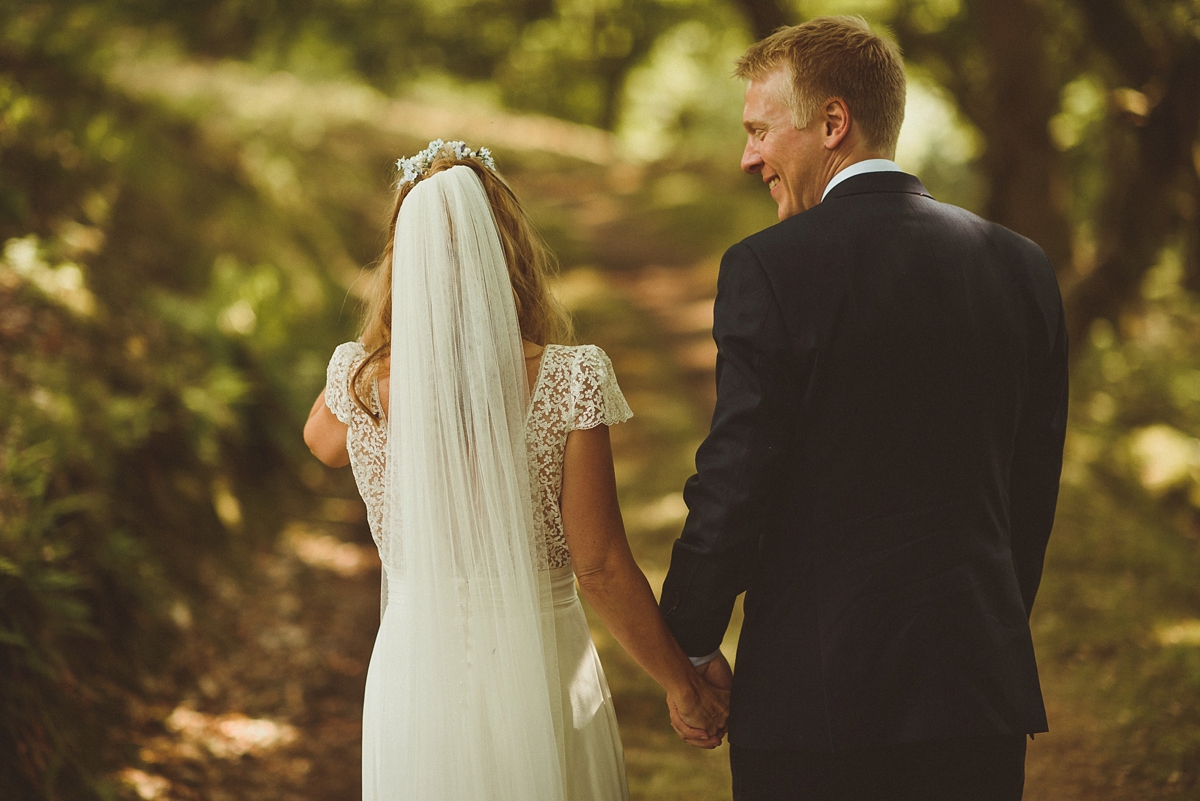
left=1009, top=290, right=1069, bottom=616
left=659, top=242, right=794, bottom=656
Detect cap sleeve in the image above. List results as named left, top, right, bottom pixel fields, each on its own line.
left=570, top=345, right=633, bottom=431
left=325, top=341, right=368, bottom=425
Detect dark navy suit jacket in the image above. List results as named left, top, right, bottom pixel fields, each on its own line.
left=659, top=171, right=1068, bottom=751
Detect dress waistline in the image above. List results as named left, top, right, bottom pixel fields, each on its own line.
left=546, top=564, right=578, bottom=609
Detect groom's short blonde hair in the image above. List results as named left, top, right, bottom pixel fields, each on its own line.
left=736, top=16, right=906, bottom=156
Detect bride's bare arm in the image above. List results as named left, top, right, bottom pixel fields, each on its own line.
left=561, top=424, right=728, bottom=744
left=303, top=389, right=350, bottom=468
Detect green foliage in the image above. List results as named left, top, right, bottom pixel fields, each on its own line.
left=1038, top=250, right=1200, bottom=793
left=0, top=4, right=365, bottom=796
left=100, top=0, right=712, bottom=130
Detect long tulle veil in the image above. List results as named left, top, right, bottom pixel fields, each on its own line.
left=372, top=164, right=566, bottom=799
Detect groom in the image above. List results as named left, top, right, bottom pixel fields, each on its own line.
left=660, top=15, right=1068, bottom=801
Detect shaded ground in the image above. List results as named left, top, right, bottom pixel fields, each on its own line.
left=121, top=509, right=380, bottom=801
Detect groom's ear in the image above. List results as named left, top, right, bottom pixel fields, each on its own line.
left=821, top=98, right=852, bottom=149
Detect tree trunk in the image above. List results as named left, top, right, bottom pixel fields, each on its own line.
left=972, top=0, right=1075, bottom=283
left=1063, top=2, right=1200, bottom=348
left=731, top=0, right=791, bottom=41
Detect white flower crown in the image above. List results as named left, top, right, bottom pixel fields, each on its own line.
left=396, top=139, right=496, bottom=187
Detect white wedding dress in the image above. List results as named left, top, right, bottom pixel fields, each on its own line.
left=325, top=339, right=633, bottom=801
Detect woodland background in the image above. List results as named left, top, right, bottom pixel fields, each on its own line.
left=2, top=0, right=1200, bottom=798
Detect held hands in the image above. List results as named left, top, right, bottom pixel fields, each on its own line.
left=667, top=651, right=732, bottom=749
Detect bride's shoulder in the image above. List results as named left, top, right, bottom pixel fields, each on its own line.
left=327, top=340, right=370, bottom=377
left=330, top=340, right=368, bottom=364
left=543, top=344, right=623, bottom=400
left=325, top=341, right=370, bottom=424
left=543, top=343, right=614, bottom=375
left=545, top=344, right=631, bottom=429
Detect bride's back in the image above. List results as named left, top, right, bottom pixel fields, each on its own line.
left=323, top=340, right=632, bottom=571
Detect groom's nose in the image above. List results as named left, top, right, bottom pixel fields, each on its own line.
left=741, top=138, right=763, bottom=174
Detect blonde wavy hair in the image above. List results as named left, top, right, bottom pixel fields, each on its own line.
left=349, top=150, right=573, bottom=420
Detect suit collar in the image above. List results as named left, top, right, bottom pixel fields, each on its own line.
left=821, top=158, right=902, bottom=201
left=821, top=171, right=933, bottom=203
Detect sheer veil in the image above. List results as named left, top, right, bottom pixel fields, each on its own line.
left=376, top=164, right=565, bottom=798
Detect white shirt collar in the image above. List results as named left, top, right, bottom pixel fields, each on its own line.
left=820, top=159, right=903, bottom=202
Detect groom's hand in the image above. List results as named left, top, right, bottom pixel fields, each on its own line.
left=697, top=650, right=733, bottom=692
left=667, top=652, right=732, bottom=749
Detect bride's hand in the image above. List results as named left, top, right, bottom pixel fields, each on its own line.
left=667, top=661, right=730, bottom=748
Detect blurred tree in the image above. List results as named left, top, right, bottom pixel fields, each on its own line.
left=119, top=0, right=699, bottom=130
left=733, top=0, right=791, bottom=38
left=1064, top=0, right=1200, bottom=341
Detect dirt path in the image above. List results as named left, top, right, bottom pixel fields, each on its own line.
left=122, top=251, right=1125, bottom=801
left=121, top=495, right=381, bottom=801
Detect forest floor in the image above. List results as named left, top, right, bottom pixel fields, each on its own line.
left=122, top=259, right=1144, bottom=801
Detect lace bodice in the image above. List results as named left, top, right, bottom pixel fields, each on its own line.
left=324, top=342, right=633, bottom=570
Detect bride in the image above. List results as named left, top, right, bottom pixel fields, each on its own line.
left=303, top=140, right=728, bottom=799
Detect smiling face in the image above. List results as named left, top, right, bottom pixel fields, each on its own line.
left=740, top=69, right=830, bottom=221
